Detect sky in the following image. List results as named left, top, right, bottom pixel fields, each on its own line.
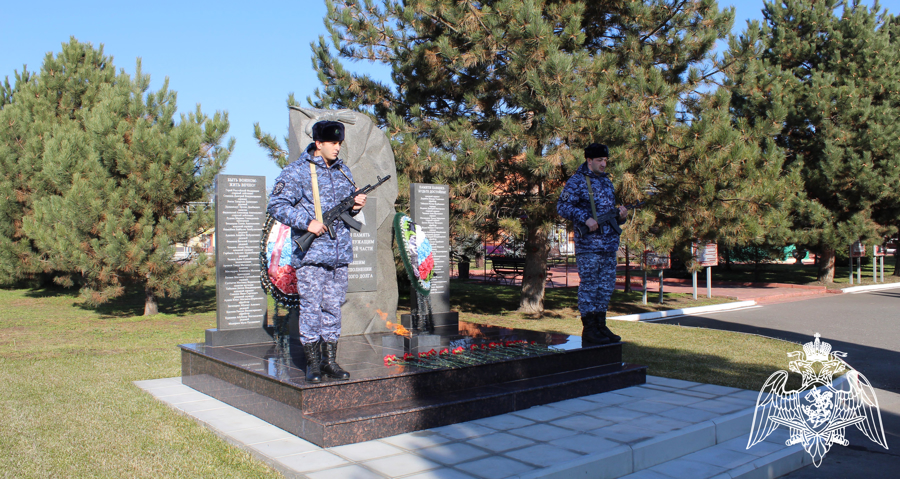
left=2, top=0, right=896, bottom=191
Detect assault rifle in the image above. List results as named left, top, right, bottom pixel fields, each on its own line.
left=294, top=175, right=391, bottom=253
left=574, top=201, right=645, bottom=237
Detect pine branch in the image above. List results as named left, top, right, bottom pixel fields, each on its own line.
left=640, top=0, right=688, bottom=44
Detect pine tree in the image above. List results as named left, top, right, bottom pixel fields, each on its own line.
left=0, top=39, right=232, bottom=314
left=594, top=20, right=800, bottom=270
left=287, top=0, right=796, bottom=313
left=0, top=67, right=38, bottom=283
left=882, top=14, right=900, bottom=277
left=0, top=68, right=33, bottom=108
left=729, top=0, right=900, bottom=282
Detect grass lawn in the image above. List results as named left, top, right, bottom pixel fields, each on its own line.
left=2, top=278, right=816, bottom=476
left=0, top=286, right=281, bottom=478
left=433, top=281, right=808, bottom=392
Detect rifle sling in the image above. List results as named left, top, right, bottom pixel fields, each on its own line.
left=584, top=174, right=599, bottom=224
left=310, top=162, right=323, bottom=224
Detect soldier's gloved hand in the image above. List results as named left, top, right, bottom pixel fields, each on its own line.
left=307, top=219, right=327, bottom=236
left=585, top=218, right=599, bottom=232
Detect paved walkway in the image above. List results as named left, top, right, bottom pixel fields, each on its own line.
left=137, top=376, right=809, bottom=479
left=654, top=287, right=900, bottom=478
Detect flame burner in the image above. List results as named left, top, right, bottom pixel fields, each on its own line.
left=385, top=321, right=412, bottom=338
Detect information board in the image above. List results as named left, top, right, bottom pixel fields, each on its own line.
left=642, top=251, right=671, bottom=270
left=692, top=242, right=718, bottom=267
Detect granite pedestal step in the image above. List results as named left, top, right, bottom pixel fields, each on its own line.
left=180, top=324, right=646, bottom=447
left=304, top=362, right=645, bottom=447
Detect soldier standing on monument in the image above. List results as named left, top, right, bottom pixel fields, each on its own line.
left=557, top=143, right=627, bottom=345
left=267, top=120, right=366, bottom=382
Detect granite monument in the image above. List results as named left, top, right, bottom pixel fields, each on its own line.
left=287, top=107, right=399, bottom=336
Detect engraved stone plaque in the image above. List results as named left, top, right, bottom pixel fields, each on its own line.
left=348, top=198, right=378, bottom=293
left=410, top=183, right=451, bottom=313
left=209, top=175, right=271, bottom=346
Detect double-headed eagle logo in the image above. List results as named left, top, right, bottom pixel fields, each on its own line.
left=747, top=333, right=888, bottom=466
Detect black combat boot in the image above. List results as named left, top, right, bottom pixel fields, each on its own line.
left=320, top=341, right=350, bottom=380
left=303, top=341, right=323, bottom=383
left=596, top=311, right=622, bottom=342
left=581, top=313, right=610, bottom=345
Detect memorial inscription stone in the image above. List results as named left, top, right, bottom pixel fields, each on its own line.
left=347, top=198, right=378, bottom=293
left=403, top=183, right=459, bottom=329
left=287, top=107, right=399, bottom=335
left=410, top=183, right=451, bottom=311
left=208, top=175, right=273, bottom=346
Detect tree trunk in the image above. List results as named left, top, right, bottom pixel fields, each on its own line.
left=518, top=224, right=550, bottom=315
left=624, top=245, right=632, bottom=293
left=458, top=261, right=470, bottom=280
left=144, top=286, right=159, bottom=316
left=893, top=228, right=899, bottom=276
left=817, top=248, right=836, bottom=283
left=894, top=248, right=899, bottom=277
left=794, top=249, right=807, bottom=267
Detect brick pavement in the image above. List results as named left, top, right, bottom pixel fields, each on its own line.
left=460, top=263, right=830, bottom=305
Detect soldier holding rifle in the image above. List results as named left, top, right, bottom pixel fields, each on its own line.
left=557, top=143, right=628, bottom=345
left=267, top=121, right=365, bottom=382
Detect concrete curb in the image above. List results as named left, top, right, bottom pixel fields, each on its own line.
left=727, top=445, right=811, bottom=479
left=610, top=301, right=758, bottom=322
left=627, top=277, right=826, bottom=290
left=605, top=283, right=898, bottom=309
left=841, top=282, right=900, bottom=294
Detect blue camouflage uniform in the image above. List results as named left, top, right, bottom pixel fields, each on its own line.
left=267, top=143, right=358, bottom=344
left=556, top=162, right=626, bottom=314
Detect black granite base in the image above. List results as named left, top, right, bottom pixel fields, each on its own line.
left=205, top=326, right=274, bottom=347
left=400, top=311, right=459, bottom=330
left=180, top=324, right=646, bottom=447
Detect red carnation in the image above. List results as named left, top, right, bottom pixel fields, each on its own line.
left=418, top=253, right=435, bottom=280
left=270, top=265, right=298, bottom=294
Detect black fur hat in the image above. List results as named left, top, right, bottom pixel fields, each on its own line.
left=312, top=121, right=345, bottom=142
left=584, top=143, right=609, bottom=159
